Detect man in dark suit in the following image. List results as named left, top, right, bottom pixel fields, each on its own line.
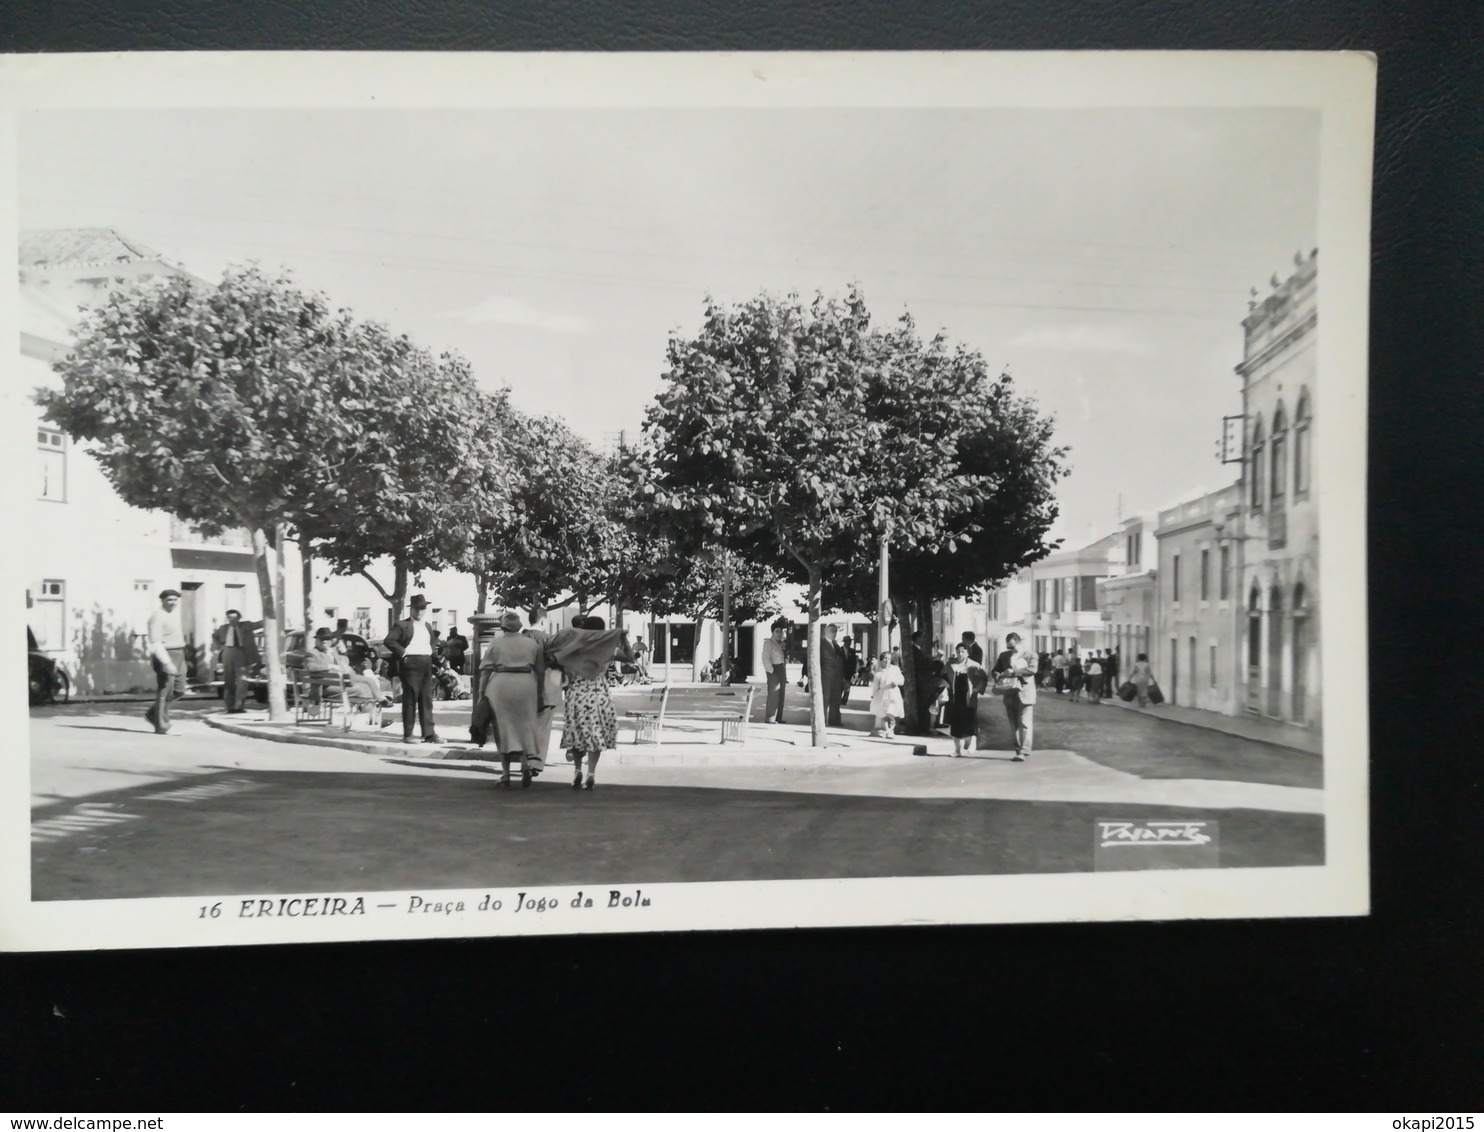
left=960, top=631, right=984, bottom=665
left=384, top=594, right=440, bottom=744
left=211, top=608, right=261, bottom=713
left=820, top=623, right=846, bottom=728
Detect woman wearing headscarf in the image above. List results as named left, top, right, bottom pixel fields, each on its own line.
left=544, top=615, right=634, bottom=790
left=478, top=611, right=547, bottom=788
left=523, top=605, right=564, bottom=776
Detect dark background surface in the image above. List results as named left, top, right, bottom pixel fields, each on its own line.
left=4, top=0, right=1483, bottom=1112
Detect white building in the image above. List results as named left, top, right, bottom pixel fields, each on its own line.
left=22, top=228, right=476, bottom=692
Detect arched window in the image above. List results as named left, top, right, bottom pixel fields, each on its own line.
left=1270, top=403, right=1287, bottom=504
left=1249, top=414, right=1265, bottom=511
left=1293, top=389, right=1312, bottom=496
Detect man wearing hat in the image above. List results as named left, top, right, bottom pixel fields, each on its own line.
left=144, top=588, right=187, bottom=734
left=384, top=594, right=441, bottom=744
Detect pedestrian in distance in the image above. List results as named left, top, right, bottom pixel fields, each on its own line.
left=544, top=615, right=634, bottom=790
left=1067, top=653, right=1085, bottom=702
left=1086, top=653, right=1104, bottom=704
left=927, top=642, right=950, bottom=730
left=991, top=631, right=1038, bottom=762
left=762, top=620, right=790, bottom=724
left=841, top=636, right=860, bottom=706
left=945, top=642, right=988, bottom=757
left=1036, top=651, right=1051, bottom=687
left=870, top=651, right=906, bottom=737
left=1106, top=648, right=1121, bottom=690
left=383, top=593, right=441, bottom=745
left=1051, top=649, right=1068, bottom=694
left=821, top=623, right=846, bottom=728
left=442, top=627, right=469, bottom=675
left=212, top=608, right=261, bottom=714
left=1129, top=652, right=1157, bottom=707
left=144, top=588, right=187, bottom=734
left=479, top=611, right=548, bottom=788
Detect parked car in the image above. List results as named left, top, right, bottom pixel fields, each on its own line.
left=27, top=627, right=70, bottom=706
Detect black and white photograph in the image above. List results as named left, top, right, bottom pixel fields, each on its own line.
left=0, top=52, right=1374, bottom=950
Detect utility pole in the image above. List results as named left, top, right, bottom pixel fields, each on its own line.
left=720, top=549, right=733, bottom=685
left=877, top=525, right=891, bottom=657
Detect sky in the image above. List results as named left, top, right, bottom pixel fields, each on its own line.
left=18, top=107, right=1318, bottom=546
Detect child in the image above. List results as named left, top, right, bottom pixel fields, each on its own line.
left=870, top=653, right=905, bottom=737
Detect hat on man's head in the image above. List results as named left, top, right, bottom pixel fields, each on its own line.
left=408, top=594, right=429, bottom=610
left=314, top=627, right=335, bottom=640
left=159, top=588, right=181, bottom=600
left=499, top=611, right=523, bottom=632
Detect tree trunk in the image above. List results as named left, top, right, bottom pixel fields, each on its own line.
left=301, top=539, right=315, bottom=640
left=476, top=573, right=489, bottom=614
left=251, top=525, right=288, bottom=721
left=390, top=558, right=409, bottom=625
left=273, top=523, right=288, bottom=633
left=807, top=563, right=825, bottom=747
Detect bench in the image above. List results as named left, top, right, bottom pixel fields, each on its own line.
left=290, top=664, right=385, bottom=731
left=624, top=683, right=756, bottom=745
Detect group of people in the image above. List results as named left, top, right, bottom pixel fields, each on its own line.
left=1044, top=647, right=1119, bottom=703
left=384, top=599, right=635, bottom=791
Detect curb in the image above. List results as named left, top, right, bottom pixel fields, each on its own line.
left=1100, top=696, right=1321, bottom=755
left=200, top=713, right=928, bottom=764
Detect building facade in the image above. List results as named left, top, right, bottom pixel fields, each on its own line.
left=1098, top=513, right=1158, bottom=675
left=1233, top=251, right=1320, bottom=730
left=1026, top=532, right=1122, bottom=655
left=1153, top=484, right=1244, bottom=713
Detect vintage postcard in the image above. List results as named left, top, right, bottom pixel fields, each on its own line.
left=0, top=51, right=1374, bottom=951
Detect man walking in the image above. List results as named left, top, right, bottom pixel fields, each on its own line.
left=821, top=623, right=846, bottom=728
left=385, top=593, right=441, bottom=744
left=1051, top=649, right=1069, bottom=694
left=145, top=588, right=187, bottom=734
left=763, top=621, right=789, bottom=724
left=212, top=608, right=260, bottom=713
left=991, top=631, right=1038, bottom=762
left=841, top=637, right=860, bottom=705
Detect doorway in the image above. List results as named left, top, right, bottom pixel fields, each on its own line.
left=1169, top=637, right=1178, bottom=705
left=179, top=582, right=206, bottom=682
left=734, top=625, right=755, bottom=678
left=1267, top=587, right=1284, bottom=717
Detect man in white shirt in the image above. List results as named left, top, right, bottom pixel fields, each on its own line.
left=762, top=621, right=790, bottom=724
left=384, top=594, right=441, bottom=744
left=145, top=588, right=187, bottom=734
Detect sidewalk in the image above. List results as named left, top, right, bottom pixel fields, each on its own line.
left=1102, top=694, right=1321, bottom=755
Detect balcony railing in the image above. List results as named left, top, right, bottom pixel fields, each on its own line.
left=169, top=516, right=253, bottom=548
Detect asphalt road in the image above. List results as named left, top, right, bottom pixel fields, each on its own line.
left=30, top=698, right=1324, bottom=900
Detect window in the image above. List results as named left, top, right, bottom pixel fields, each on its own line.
left=1219, top=545, right=1231, bottom=600
left=1126, top=533, right=1141, bottom=567
left=37, top=428, right=66, bottom=502
left=1249, top=415, right=1265, bottom=512
left=1200, top=548, right=1210, bottom=601
left=446, top=610, right=457, bottom=636
left=1172, top=554, right=1181, bottom=603
left=354, top=607, right=372, bottom=637
left=1270, top=403, right=1288, bottom=504
left=668, top=623, right=697, bottom=665
left=1210, top=644, right=1218, bottom=687
left=1079, top=576, right=1100, bottom=611
left=134, top=580, right=153, bottom=593
left=34, top=579, right=65, bottom=650
left=1294, top=390, right=1312, bottom=496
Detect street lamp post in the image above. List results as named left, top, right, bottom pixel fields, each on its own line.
left=720, top=549, right=733, bottom=686
left=877, top=526, right=891, bottom=657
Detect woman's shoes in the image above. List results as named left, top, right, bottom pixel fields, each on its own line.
left=573, top=769, right=584, bottom=789
left=498, top=772, right=511, bottom=788
left=521, top=767, right=533, bottom=789
left=582, top=776, right=595, bottom=791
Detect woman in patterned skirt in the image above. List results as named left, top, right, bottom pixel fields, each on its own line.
left=543, top=615, right=634, bottom=790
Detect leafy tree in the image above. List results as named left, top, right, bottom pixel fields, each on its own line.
left=641, top=288, right=983, bottom=745
left=37, top=266, right=364, bottom=719
left=305, top=325, right=513, bottom=628
left=821, top=323, right=1067, bottom=731
left=461, top=411, right=628, bottom=616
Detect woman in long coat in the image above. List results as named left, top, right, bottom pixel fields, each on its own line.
left=945, top=642, right=987, bottom=757
left=478, top=611, right=547, bottom=788
left=544, top=615, right=634, bottom=789
left=522, top=606, right=564, bottom=775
